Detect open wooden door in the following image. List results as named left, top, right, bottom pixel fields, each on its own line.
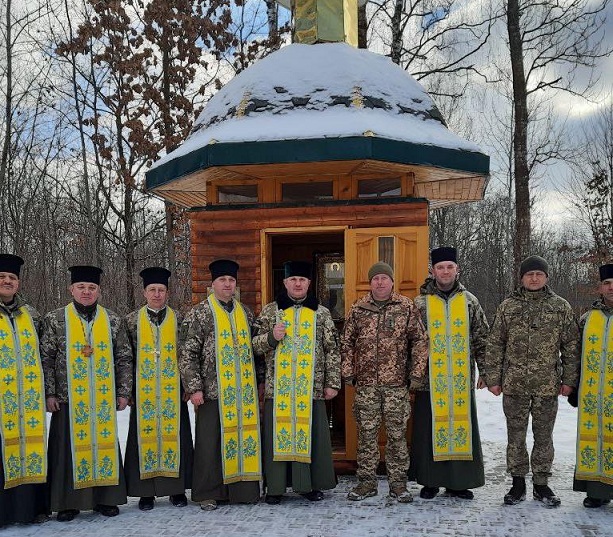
left=342, top=226, right=429, bottom=461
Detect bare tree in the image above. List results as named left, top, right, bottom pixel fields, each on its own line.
left=366, top=1, right=494, bottom=101
left=503, top=0, right=610, bottom=273
left=429, top=193, right=515, bottom=318
left=564, top=100, right=613, bottom=266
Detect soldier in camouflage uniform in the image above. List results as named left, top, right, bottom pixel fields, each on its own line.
left=341, top=262, right=428, bottom=503
left=180, top=259, right=261, bottom=510
left=410, top=247, right=489, bottom=500
left=123, top=267, right=193, bottom=511
left=0, top=254, right=50, bottom=527
left=485, top=255, right=580, bottom=507
left=40, top=265, right=132, bottom=521
left=252, top=260, right=341, bottom=505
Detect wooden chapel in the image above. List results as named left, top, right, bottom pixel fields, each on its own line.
left=145, top=0, right=490, bottom=471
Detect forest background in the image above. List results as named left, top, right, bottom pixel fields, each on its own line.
left=1, top=0, right=612, bottom=320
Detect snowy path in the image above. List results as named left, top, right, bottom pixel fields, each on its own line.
left=3, top=390, right=610, bottom=537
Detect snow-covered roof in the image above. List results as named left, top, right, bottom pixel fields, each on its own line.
left=150, top=42, right=485, bottom=172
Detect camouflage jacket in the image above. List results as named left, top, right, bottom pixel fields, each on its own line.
left=125, top=306, right=184, bottom=398
left=40, top=303, right=133, bottom=402
left=179, top=299, right=256, bottom=399
left=340, top=292, right=429, bottom=388
left=252, top=293, right=341, bottom=400
left=412, top=279, right=489, bottom=391
left=0, top=293, right=42, bottom=335
left=485, top=285, right=580, bottom=396
left=579, top=298, right=613, bottom=330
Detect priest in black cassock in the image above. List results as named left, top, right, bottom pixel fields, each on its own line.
left=0, top=254, right=50, bottom=527
left=124, top=267, right=193, bottom=510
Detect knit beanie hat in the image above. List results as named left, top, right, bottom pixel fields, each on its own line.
left=368, top=262, right=394, bottom=281
left=519, top=255, right=549, bottom=278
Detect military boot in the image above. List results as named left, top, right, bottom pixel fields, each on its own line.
left=503, top=477, right=526, bottom=505
left=347, top=481, right=377, bottom=501
left=533, top=484, right=561, bottom=508
left=389, top=484, right=413, bottom=503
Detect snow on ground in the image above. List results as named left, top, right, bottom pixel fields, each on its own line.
left=4, top=390, right=610, bottom=537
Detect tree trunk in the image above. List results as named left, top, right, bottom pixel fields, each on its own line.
left=125, top=182, right=136, bottom=313
left=265, top=0, right=278, bottom=43
left=357, top=2, right=367, bottom=48
left=390, top=0, right=403, bottom=64
left=165, top=201, right=177, bottom=302
left=64, top=0, right=96, bottom=262
left=507, top=0, right=530, bottom=276
left=158, top=44, right=176, bottom=301
left=0, top=0, right=12, bottom=198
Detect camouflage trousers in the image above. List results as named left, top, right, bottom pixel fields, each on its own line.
left=502, top=394, right=558, bottom=485
left=354, top=385, right=410, bottom=488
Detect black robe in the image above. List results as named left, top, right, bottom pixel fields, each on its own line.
left=408, top=390, right=485, bottom=490
left=191, top=400, right=260, bottom=503
left=124, top=398, right=193, bottom=498
left=0, top=456, right=49, bottom=526
left=263, top=399, right=337, bottom=495
left=47, top=404, right=127, bottom=512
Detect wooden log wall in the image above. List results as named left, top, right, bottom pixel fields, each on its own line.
left=189, top=200, right=428, bottom=312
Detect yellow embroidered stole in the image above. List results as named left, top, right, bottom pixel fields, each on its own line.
left=209, top=296, right=261, bottom=483
left=136, top=307, right=180, bottom=479
left=0, top=308, right=47, bottom=489
left=273, top=305, right=316, bottom=463
left=576, top=310, right=613, bottom=484
left=426, top=293, right=473, bottom=461
left=65, top=303, right=119, bottom=488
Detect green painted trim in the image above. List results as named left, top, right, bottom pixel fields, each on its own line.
left=145, top=136, right=490, bottom=190
left=186, top=195, right=429, bottom=212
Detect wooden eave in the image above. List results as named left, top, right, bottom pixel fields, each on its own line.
left=145, top=136, right=489, bottom=209
left=149, top=157, right=488, bottom=210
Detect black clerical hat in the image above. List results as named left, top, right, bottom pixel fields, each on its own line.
left=284, top=261, right=312, bottom=279
left=68, top=265, right=103, bottom=285
left=599, top=264, right=613, bottom=281
left=209, top=259, right=239, bottom=281
left=0, top=254, right=24, bottom=277
left=139, top=267, right=171, bottom=288
left=431, top=247, right=457, bottom=266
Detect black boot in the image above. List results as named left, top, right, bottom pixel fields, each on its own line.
left=504, top=477, right=526, bottom=505
left=57, top=509, right=79, bottom=522
left=265, top=494, right=283, bottom=505
left=583, top=497, right=609, bottom=508
left=94, top=504, right=120, bottom=517
left=533, top=484, right=561, bottom=508
left=170, top=494, right=188, bottom=507
left=446, top=488, right=474, bottom=500
left=138, top=497, right=155, bottom=511
left=300, top=490, right=324, bottom=501
left=419, top=486, right=439, bottom=499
